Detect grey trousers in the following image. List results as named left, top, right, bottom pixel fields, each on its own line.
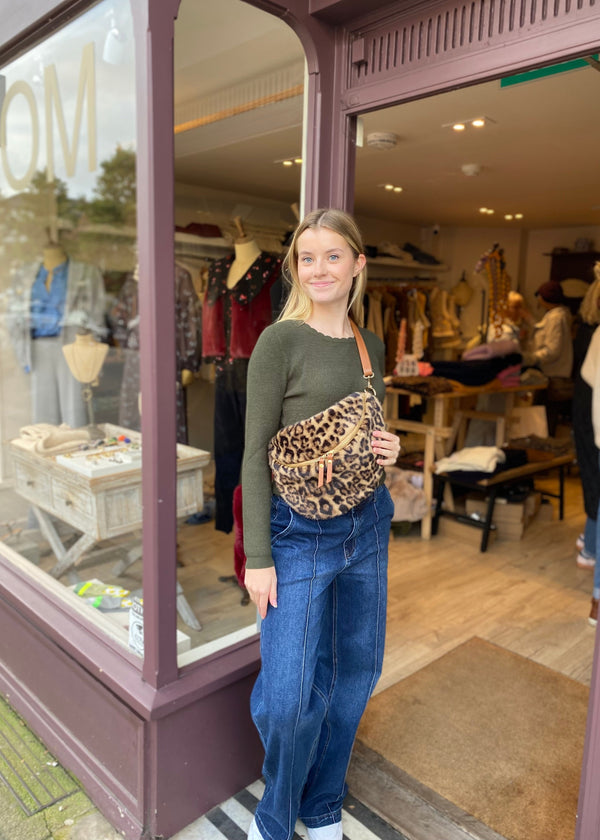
left=30, top=336, right=88, bottom=428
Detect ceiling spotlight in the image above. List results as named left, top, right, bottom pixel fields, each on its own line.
left=479, top=207, right=488, bottom=214
left=461, top=163, right=481, bottom=176
left=486, top=209, right=494, bottom=214
left=393, top=186, right=403, bottom=192
left=282, top=160, right=293, bottom=167
left=515, top=213, right=523, bottom=219
left=294, top=158, right=302, bottom=165
left=453, top=123, right=466, bottom=131
left=471, top=118, right=485, bottom=127
left=384, top=184, right=394, bottom=191
left=504, top=214, right=514, bottom=220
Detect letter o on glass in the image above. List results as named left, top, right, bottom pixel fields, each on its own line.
left=1, top=80, right=39, bottom=190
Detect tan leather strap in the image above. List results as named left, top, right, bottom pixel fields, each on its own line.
left=349, top=320, right=375, bottom=380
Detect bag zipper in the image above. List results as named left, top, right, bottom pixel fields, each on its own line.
left=273, top=391, right=371, bottom=484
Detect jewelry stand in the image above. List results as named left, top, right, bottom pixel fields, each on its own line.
left=62, top=331, right=108, bottom=425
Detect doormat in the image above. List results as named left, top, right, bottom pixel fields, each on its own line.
left=356, top=637, right=589, bottom=840
left=0, top=695, right=79, bottom=815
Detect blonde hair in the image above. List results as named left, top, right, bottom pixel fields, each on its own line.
left=508, top=290, right=524, bottom=306
left=279, top=208, right=367, bottom=326
left=579, top=277, right=600, bottom=325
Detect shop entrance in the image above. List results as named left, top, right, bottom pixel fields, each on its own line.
left=347, top=62, right=600, bottom=840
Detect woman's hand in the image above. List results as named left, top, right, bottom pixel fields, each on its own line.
left=372, top=429, right=401, bottom=466
left=245, top=567, right=278, bottom=619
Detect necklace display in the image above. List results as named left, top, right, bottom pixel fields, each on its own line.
left=62, top=332, right=109, bottom=424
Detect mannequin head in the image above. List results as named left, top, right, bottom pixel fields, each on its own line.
left=43, top=241, right=67, bottom=271
left=280, top=208, right=367, bottom=325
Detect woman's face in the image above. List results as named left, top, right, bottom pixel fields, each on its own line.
left=296, top=226, right=365, bottom=311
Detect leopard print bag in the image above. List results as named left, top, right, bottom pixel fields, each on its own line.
left=268, top=323, right=385, bottom=519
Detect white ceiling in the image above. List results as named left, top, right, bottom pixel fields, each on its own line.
left=174, top=0, right=600, bottom=231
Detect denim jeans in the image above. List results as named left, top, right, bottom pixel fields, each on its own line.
left=584, top=516, right=596, bottom=559
left=251, top=484, right=394, bottom=840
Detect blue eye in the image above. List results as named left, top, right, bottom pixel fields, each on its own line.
left=301, top=256, right=313, bottom=264
left=329, top=254, right=339, bottom=261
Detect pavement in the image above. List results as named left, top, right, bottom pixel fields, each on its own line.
left=0, top=694, right=122, bottom=840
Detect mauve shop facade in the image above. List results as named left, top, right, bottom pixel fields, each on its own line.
left=0, top=1, right=599, bottom=838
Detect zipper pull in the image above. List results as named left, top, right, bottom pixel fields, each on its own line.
left=326, top=453, right=333, bottom=484
left=318, top=457, right=325, bottom=487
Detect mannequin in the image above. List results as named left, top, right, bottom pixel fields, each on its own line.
left=201, top=221, right=282, bottom=533
left=227, top=238, right=262, bottom=289
left=5, top=240, right=106, bottom=429
left=43, top=242, right=68, bottom=291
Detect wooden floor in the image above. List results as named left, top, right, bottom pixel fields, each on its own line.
left=379, top=470, right=596, bottom=694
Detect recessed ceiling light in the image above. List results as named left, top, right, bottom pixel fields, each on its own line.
left=443, top=115, right=496, bottom=130
left=379, top=183, right=403, bottom=193
left=479, top=207, right=488, bottom=213
left=504, top=214, right=514, bottom=220
left=282, top=160, right=293, bottom=166
left=384, top=184, right=394, bottom=191
left=294, top=157, right=302, bottom=165
left=515, top=213, right=523, bottom=219
left=486, top=209, right=494, bottom=215
left=393, top=186, right=403, bottom=192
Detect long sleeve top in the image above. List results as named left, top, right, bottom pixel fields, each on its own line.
left=529, top=305, right=573, bottom=377
left=241, top=320, right=386, bottom=569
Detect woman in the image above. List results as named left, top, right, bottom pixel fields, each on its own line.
left=242, top=209, right=400, bottom=840
left=573, top=274, right=600, bottom=573
left=522, top=280, right=573, bottom=436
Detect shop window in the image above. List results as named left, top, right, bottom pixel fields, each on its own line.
left=173, top=0, right=305, bottom=665
left=0, top=0, right=140, bottom=653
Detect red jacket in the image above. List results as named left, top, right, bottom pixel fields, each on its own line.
left=202, top=252, right=281, bottom=360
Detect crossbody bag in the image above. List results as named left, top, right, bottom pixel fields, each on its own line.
left=268, top=321, right=385, bottom=519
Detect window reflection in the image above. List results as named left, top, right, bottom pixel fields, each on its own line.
left=0, top=0, right=143, bottom=654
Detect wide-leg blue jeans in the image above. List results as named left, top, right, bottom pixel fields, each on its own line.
left=251, top=484, right=394, bottom=840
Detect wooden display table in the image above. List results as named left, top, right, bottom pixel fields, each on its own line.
left=9, top=423, right=210, bottom=628
left=384, top=379, right=547, bottom=538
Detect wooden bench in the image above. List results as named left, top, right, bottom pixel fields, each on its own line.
left=431, top=452, right=574, bottom=552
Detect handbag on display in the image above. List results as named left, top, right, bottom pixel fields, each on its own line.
left=268, top=320, right=385, bottom=519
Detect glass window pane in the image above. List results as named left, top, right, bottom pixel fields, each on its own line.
left=0, top=0, right=140, bottom=654
left=173, top=0, right=305, bottom=664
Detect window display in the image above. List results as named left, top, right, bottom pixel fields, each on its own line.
left=0, top=0, right=146, bottom=652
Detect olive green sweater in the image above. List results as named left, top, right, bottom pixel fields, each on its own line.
left=241, top=320, right=386, bottom=569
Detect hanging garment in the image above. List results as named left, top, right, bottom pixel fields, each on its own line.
left=109, top=265, right=201, bottom=442
left=201, top=252, right=281, bottom=532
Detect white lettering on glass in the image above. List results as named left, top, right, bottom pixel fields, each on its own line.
left=0, top=80, right=40, bottom=189
left=45, top=41, right=97, bottom=181
left=0, top=41, right=97, bottom=190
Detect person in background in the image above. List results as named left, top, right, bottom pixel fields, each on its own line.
left=522, top=280, right=573, bottom=436
left=572, top=275, right=600, bottom=571
left=242, top=208, right=400, bottom=840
